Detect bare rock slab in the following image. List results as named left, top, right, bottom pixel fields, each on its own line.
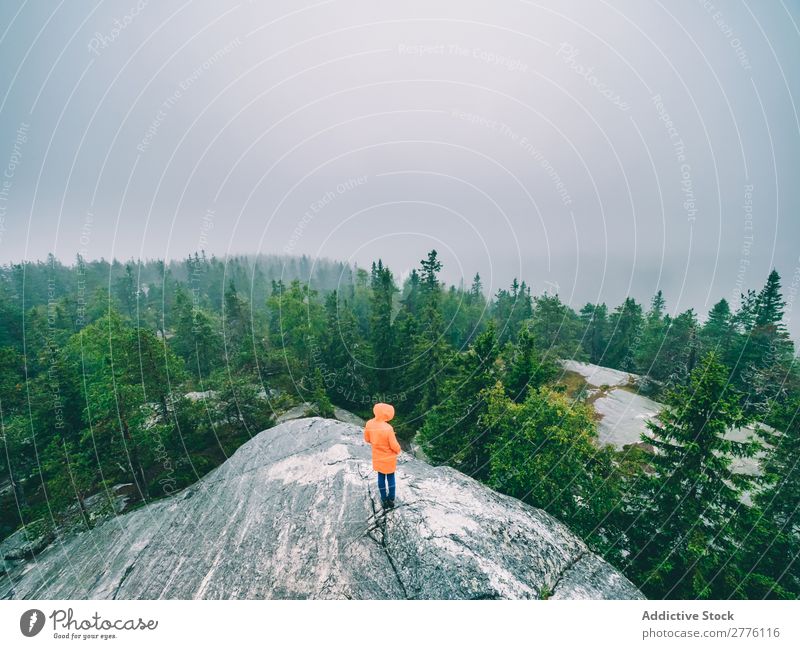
left=2, top=418, right=643, bottom=600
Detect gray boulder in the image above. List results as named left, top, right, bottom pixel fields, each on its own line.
left=1, top=418, right=643, bottom=600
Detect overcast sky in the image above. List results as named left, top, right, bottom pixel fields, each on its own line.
left=0, top=0, right=798, bottom=336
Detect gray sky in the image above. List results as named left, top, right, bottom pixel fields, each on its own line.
left=1, top=0, right=799, bottom=336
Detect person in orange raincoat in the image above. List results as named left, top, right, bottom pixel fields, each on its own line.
left=363, top=402, right=401, bottom=509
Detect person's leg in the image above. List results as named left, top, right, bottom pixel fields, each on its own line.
left=377, top=472, right=388, bottom=501
left=387, top=472, right=396, bottom=501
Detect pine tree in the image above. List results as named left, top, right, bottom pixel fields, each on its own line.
left=369, top=260, right=397, bottom=393
left=700, top=299, right=734, bottom=356
left=416, top=321, right=500, bottom=478
left=579, top=302, right=608, bottom=364
left=734, top=394, right=800, bottom=597
left=755, top=270, right=786, bottom=327
left=635, top=290, right=668, bottom=378
left=401, top=269, right=422, bottom=318
left=484, top=381, right=620, bottom=549
left=739, top=271, right=794, bottom=417
left=321, top=291, right=370, bottom=408
left=308, top=366, right=335, bottom=418
left=492, top=278, right=533, bottom=345
left=528, top=293, right=581, bottom=359
left=408, top=251, right=450, bottom=421
left=469, top=272, right=483, bottom=299
left=605, top=297, right=643, bottom=371
left=503, top=326, right=558, bottom=402
left=626, top=352, right=759, bottom=598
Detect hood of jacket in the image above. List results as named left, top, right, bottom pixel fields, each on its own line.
left=373, top=402, right=395, bottom=422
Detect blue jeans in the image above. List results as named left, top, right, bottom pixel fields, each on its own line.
left=377, top=472, right=395, bottom=501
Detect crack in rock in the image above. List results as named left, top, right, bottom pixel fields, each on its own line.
left=545, top=548, right=588, bottom=599
left=3, top=417, right=643, bottom=600
left=365, top=487, right=409, bottom=599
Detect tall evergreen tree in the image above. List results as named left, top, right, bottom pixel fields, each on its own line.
left=528, top=293, right=582, bottom=359
left=700, top=299, right=734, bottom=357
left=579, top=302, right=608, bottom=364
left=484, top=381, right=621, bottom=551
left=635, top=290, right=668, bottom=378
left=605, top=297, right=644, bottom=371
left=734, top=394, right=800, bottom=597
left=369, top=260, right=397, bottom=393
left=625, top=352, right=759, bottom=598
left=746, top=271, right=795, bottom=417
left=408, top=251, right=450, bottom=422
left=321, top=291, right=371, bottom=408
left=416, top=321, right=500, bottom=478
left=503, top=326, right=558, bottom=402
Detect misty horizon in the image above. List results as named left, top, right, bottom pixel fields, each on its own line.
left=3, top=248, right=793, bottom=344
left=1, top=1, right=799, bottom=337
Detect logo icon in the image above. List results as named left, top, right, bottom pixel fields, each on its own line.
left=20, top=609, right=45, bottom=637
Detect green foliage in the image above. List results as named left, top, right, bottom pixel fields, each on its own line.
left=625, top=352, right=758, bottom=598
left=404, top=251, right=451, bottom=422
left=579, top=302, right=608, bottom=364
left=731, top=395, right=800, bottom=597
left=502, top=326, right=558, bottom=402
left=527, top=292, right=583, bottom=359
left=0, top=254, right=797, bottom=601
left=700, top=299, right=734, bottom=356
left=308, top=366, right=336, bottom=418
left=369, top=260, right=397, bottom=394
left=483, top=382, right=622, bottom=553
left=416, top=322, right=501, bottom=478
left=605, top=297, right=644, bottom=371
left=493, top=278, right=533, bottom=345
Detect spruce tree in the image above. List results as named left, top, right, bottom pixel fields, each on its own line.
left=416, top=321, right=500, bottom=478
left=469, top=272, right=483, bottom=300
left=409, top=251, right=450, bottom=421
left=626, top=351, right=759, bottom=598
left=755, top=270, right=786, bottom=327
left=735, top=394, right=800, bottom=597
left=579, top=302, right=608, bottom=364
left=740, top=271, right=794, bottom=417
left=635, top=290, right=668, bottom=378
left=529, top=293, right=581, bottom=359
left=484, top=381, right=620, bottom=549
left=701, top=299, right=734, bottom=356
left=606, top=297, right=644, bottom=371
left=369, top=260, right=397, bottom=393
left=503, top=326, right=558, bottom=402
left=321, top=291, right=370, bottom=408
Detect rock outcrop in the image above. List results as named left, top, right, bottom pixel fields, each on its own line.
left=562, top=361, right=770, bottom=480
left=2, top=417, right=643, bottom=600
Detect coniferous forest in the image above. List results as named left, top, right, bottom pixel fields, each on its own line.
left=1, top=250, right=797, bottom=599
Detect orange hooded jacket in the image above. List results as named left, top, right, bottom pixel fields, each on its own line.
left=363, top=402, right=401, bottom=473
